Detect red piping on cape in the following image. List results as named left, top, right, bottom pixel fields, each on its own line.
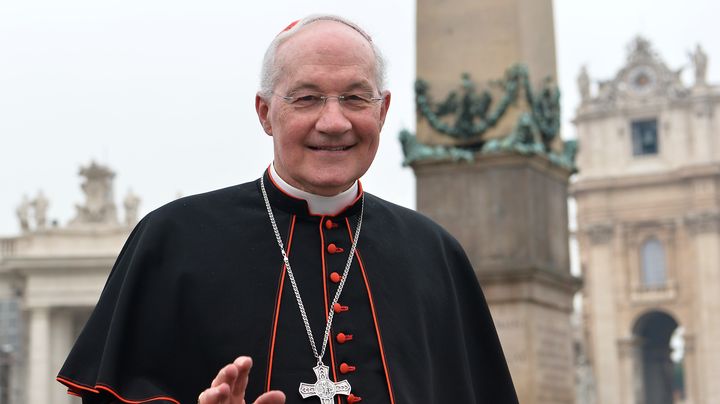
left=56, top=377, right=180, bottom=404
left=319, top=216, right=341, bottom=404
left=265, top=215, right=297, bottom=392
left=266, top=166, right=364, bottom=217
left=344, top=217, right=397, bottom=404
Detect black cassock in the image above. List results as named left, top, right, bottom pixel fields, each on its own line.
left=58, top=170, right=518, bottom=404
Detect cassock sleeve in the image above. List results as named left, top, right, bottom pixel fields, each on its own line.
left=56, top=212, right=205, bottom=404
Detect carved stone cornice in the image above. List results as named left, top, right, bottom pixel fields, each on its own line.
left=684, top=212, right=720, bottom=235
left=584, top=223, right=615, bottom=245
left=571, top=162, right=720, bottom=196
left=623, top=218, right=675, bottom=233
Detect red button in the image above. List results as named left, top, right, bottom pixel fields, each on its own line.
left=336, top=333, right=353, bottom=344
left=330, top=272, right=341, bottom=283
left=327, top=243, right=344, bottom=254
left=340, top=363, right=356, bottom=374
left=333, top=303, right=349, bottom=313
left=325, top=219, right=338, bottom=230
left=348, top=394, right=362, bottom=403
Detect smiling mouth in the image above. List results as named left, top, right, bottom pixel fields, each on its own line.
left=309, top=145, right=353, bottom=151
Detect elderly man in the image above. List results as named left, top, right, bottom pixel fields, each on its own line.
left=58, top=15, right=518, bottom=404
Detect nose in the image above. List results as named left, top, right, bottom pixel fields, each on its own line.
left=315, top=98, right=352, bottom=134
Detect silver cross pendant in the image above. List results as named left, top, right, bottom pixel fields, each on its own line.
left=299, top=363, right=351, bottom=404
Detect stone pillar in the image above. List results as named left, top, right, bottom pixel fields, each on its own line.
left=414, top=155, right=579, bottom=403
left=27, top=306, right=50, bottom=404
left=51, top=310, right=75, bottom=404
left=685, top=213, right=720, bottom=402
left=583, top=224, right=623, bottom=404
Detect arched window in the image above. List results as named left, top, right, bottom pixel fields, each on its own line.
left=641, top=238, right=667, bottom=288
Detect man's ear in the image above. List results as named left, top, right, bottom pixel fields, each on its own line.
left=378, top=90, right=392, bottom=129
left=255, top=93, right=273, bottom=136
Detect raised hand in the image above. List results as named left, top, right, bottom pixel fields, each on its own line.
left=197, top=356, right=286, bottom=404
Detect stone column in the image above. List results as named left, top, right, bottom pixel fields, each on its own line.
left=583, top=224, right=623, bottom=404
left=51, top=310, right=75, bottom=404
left=685, top=213, right=720, bottom=402
left=27, top=306, right=50, bottom=404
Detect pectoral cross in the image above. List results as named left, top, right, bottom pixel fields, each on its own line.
left=299, top=363, right=351, bottom=404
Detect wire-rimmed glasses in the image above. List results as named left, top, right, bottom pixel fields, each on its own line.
left=274, top=92, right=383, bottom=111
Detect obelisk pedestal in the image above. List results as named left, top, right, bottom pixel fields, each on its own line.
left=415, top=155, right=579, bottom=404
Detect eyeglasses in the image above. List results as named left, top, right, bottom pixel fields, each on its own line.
left=274, top=92, right=383, bottom=111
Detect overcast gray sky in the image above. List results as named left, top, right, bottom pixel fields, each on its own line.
left=1, top=0, right=718, bottom=236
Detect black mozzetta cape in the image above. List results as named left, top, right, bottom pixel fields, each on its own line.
left=58, top=171, right=519, bottom=404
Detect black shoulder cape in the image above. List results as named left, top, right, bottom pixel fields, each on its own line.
left=58, top=171, right=518, bottom=404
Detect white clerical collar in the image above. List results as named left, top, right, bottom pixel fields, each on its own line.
left=270, top=163, right=359, bottom=216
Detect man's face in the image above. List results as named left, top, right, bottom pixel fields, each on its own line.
left=256, top=21, right=391, bottom=196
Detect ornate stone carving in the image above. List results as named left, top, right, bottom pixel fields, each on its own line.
left=580, top=36, right=688, bottom=111
left=585, top=223, right=614, bottom=245
left=415, top=65, right=560, bottom=146
left=31, top=191, right=49, bottom=230
left=15, top=195, right=30, bottom=232
left=69, top=161, right=118, bottom=226
left=684, top=212, right=720, bottom=235
left=399, top=129, right=474, bottom=166
left=577, top=65, right=591, bottom=102
left=405, top=64, right=576, bottom=171
left=123, top=189, right=141, bottom=226
left=689, top=44, right=708, bottom=87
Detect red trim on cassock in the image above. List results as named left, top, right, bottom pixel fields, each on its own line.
left=344, top=218, right=397, bottom=404
left=56, top=377, right=180, bottom=404
left=57, top=377, right=100, bottom=394
left=266, top=215, right=297, bottom=392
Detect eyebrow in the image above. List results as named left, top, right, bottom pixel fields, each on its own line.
left=286, top=81, right=376, bottom=94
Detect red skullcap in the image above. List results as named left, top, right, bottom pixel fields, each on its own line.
left=279, top=20, right=300, bottom=35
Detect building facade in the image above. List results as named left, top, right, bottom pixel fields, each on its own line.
left=0, top=162, right=137, bottom=404
left=572, top=38, right=720, bottom=404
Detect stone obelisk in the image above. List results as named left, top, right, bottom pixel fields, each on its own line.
left=406, top=1, right=580, bottom=403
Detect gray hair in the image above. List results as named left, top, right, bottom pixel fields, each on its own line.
left=259, top=14, right=387, bottom=98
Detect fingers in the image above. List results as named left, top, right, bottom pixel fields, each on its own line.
left=202, top=361, right=240, bottom=404
left=211, top=363, right=239, bottom=388
left=201, top=356, right=281, bottom=404
left=253, top=391, right=286, bottom=404
left=198, top=383, right=231, bottom=404
left=230, top=356, right=252, bottom=401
